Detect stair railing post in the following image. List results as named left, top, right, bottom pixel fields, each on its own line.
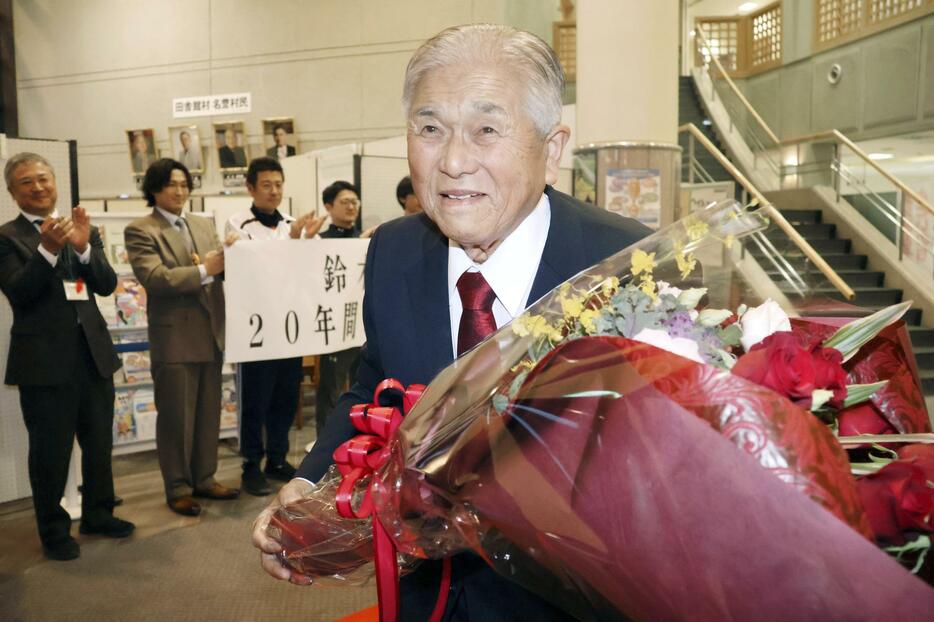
left=832, top=142, right=840, bottom=200
left=898, top=191, right=906, bottom=261
left=688, top=133, right=695, bottom=184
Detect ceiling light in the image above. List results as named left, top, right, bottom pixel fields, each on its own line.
left=867, top=153, right=894, bottom=161
left=738, top=2, right=758, bottom=13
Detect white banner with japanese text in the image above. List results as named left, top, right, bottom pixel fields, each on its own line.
left=224, top=239, right=369, bottom=363
left=172, top=92, right=252, bottom=118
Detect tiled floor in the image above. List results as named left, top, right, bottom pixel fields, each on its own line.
left=0, top=421, right=377, bottom=621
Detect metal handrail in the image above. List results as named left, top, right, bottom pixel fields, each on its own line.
left=694, top=27, right=780, bottom=146
left=679, top=123, right=856, bottom=301
left=783, top=129, right=934, bottom=217
left=694, top=29, right=934, bottom=218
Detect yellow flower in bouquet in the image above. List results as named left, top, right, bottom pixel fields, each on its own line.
left=631, top=249, right=656, bottom=276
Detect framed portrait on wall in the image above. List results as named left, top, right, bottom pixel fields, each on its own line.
left=127, top=128, right=157, bottom=175
left=212, top=120, right=249, bottom=171
left=169, top=125, right=204, bottom=173
left=262, top=117, right=297, bottom=161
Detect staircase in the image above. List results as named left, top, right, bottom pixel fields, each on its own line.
left=748, top=207, right=934, bottom=397
left=678, top=76, right=731, bottom=183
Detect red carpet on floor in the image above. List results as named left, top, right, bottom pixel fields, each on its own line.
left=335, top=604, right=379, bottom=622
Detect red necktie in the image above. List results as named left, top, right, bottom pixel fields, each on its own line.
left=456, top=271, right=497, bottom=356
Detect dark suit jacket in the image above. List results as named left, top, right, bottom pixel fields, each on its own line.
left=296, top=187, right=650, bottom=620
left=299, top=187, right=651, bottom=478
left=219, top=146, right=247, bottom=169
left=266, top=145, right=296, bottom=159
left=0, top=215, right=120, bottom=386
left=124, top=210, right=225, bottom=363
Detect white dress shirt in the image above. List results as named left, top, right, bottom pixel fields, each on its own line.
left=447, top=193, right=551, bottom=357
left=226, top=208, right=296, bottom=241
left=155, top=206, right=213, bottom=285
left=21, top=209, right=91, bottom=268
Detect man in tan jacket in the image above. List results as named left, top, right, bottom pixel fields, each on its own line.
left=125, top=158, right=238, bottom=516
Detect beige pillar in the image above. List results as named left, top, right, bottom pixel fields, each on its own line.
left=576, top=0, right=679, bottom=145
left=574, top=0, right=681, bottom=226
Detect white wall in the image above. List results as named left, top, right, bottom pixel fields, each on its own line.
left=14, top=0, right=559, bottom=200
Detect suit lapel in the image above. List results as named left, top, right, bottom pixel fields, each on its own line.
left=187, top=215, right=212, bottom=256
left=11, top=215, right=41, bottom=250
left=405, top=228, right=454, bottom=375
left=528, top=187, right=586, bottom=304
left=152, top=210, right=192, bottom=265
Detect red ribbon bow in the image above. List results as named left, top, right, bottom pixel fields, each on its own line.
left=332, top=379, right=450, bottom=622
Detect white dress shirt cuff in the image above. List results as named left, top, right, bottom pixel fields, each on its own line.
left=76, top=245, right=91, bottom=264
left=198, top=264, right=214, bottom=285
left=37, top=243, right=58, bottom=267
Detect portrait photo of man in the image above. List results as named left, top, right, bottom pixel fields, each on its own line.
left=170, top=125, right=204, bottom=173
left=213, top=121, right=248, bottom=170
left=127, top=129, right=157, bottom=175
left=262, top=118, right=296, bottom=161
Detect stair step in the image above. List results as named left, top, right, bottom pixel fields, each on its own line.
left=787, top=287, right=903, bottom=307
left=792, top=223, right=836, bottom=239
left=921, top=370, right=934, bottom=395
left=749, top=252, right=868, bottom=271
left=765, top=270, right=885, bottom=288
left=909, top=326, right=934, bottom=348
left=914, top=347, right=934, bottom=369
left=778, top=209, right=822, bottom=224
left=801, top=306, right=922, bottom=326
left=754, top=237, right=851, bottom=254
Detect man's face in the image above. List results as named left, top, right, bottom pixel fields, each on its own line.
left=406, top=62, right=568, bottom=254
left=402, top=193, right=422, bottom=215
left=8, top=161, right=57, bottom=217
left=153, top=169, right=190, bottom=215
left=248, top=170, right=284, bottom=213
left=274, top=128, right=287, bottom=147
left=325, top=189, right=359, bottom=228
left=133, top=134, right=147, bottom=153
left=180, top=133, right=191, bottom=150
left=225, top=129, right=236, bottom=148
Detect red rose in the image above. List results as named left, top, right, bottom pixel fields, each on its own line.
left=732, top=332, right=816, bottom=407
left=837, top=403, right=897, bottom=437
left=809, top=345, right=847, bottom=407
left=856, top=460, right=934, bottom=544
left=897, top=444, right=934, bottom=480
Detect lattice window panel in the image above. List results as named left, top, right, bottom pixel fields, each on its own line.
left=751, top=4, right=782, bottom=66
left=817, top=0, right=865, bottom=43
left=553, top=22, right=576, bottom=82
left=698, top=20, right=739, bottom=72
left=869, top=0, right=925, bottom=23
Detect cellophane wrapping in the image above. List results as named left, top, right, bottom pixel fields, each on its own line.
left=365, top=201, right=934, bottom=620
left=266, top=467, right=376, bottom=585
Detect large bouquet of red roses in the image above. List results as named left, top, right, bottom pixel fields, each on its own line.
left=269, top=201, right=934, bottom=620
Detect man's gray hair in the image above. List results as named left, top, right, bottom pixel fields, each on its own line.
left=402, top=24, right=565, bottom=137
left=4, top=152, right=54, bottom=187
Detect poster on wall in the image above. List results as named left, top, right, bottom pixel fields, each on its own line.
left=212, top=120, right=249, bottom=171
left=262, top=117, right=297, bottom=161
left=572, top=151, right=596, bottom=204
left=168, top=125, right=204, bottom=173
left=605, top=168, right=661, bottom=228
left=682, top=181, right=735, bottom=214
left=126, top=129, right=157, bottom=176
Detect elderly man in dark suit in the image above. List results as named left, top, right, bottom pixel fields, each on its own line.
left=252, top=24, right=650, bottom=620
left=125, top=159, right=238, bottom=517
left=0, top=152, right=134, bottom=561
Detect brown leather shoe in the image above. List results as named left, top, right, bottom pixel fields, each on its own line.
left=167, top=496, right=202, bottom=516
left=192, top=483, right=240, bottom=500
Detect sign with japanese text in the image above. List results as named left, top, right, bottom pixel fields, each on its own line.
left=224, top=239, right=369, bottom=363
left=172, top=92, right=252, bottom=118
